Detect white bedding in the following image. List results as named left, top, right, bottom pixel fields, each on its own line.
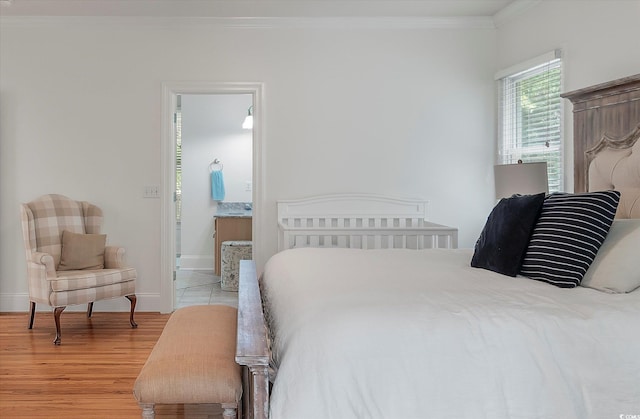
left=262, top=247, right=640, bottom=419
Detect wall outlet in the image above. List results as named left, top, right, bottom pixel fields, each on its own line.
left=143, top=185, right=160, bottom=198
left=245, top=181, right=252, bottom=192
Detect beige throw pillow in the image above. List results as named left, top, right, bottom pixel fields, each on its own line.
left=581, top=219, right=640, bottom=293
left=58, top=230, right=107, bottom=271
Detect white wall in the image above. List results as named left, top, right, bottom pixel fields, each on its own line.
left=4, top=10, right=604, bottom=312
left=0, top=19, right=498, bottom=312
left=3, top=3, right=636, bottom=312
left=180, top=94, right=253, bottom=270
left=496, top=0, right=640, bottom=192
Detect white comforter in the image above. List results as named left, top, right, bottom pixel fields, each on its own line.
left=262, top=248, right=640, bottom=419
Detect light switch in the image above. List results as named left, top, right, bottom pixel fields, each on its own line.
left=245, top=181, right=252, bottom=192
left=143, top=186, right=160, bottom=198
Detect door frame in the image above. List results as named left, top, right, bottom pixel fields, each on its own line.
left=160, top=81, right=265, bottom=313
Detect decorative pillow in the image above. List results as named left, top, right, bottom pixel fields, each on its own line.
left=471, top=193, right=546, bottom=277
left=520, top=190, right=621, bottom=288
left=580, top=219, right=640, bottom=293
left=58, top=230, right=107, bottom=271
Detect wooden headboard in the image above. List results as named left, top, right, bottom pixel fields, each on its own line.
left=561, top=74, right=640, bottom=193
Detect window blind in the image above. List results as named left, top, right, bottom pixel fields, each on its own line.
left=497, top=51, right=563, bottom=193
left=175, top=101, right=182, bottom=221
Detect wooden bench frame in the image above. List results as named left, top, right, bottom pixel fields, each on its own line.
left=236, top=260, right=270, bottom=419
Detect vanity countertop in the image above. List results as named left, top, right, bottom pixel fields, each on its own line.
left=214, top=202, right=252, bottom=218
left=214, top=211, right=252, bottom=218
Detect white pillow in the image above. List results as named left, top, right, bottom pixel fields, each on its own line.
left=581, top=219, right=640, bottom=293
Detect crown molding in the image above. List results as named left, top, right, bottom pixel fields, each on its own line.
left=0, top=15, right=496, bottom=30
left=493, top=0, right=541, bottom=28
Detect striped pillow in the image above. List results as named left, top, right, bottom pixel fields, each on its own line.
left=520, top=191, right=620, bottom=288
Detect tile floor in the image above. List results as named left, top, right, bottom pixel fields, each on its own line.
left=174, top=269, right=238, bottom=309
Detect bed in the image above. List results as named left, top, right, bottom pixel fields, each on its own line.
left=236, top=75, right=640, bottom=419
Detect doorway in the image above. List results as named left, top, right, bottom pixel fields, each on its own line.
left=160, top=82, right=264, bottom=313
left=174, top=93, right=253, bottom=309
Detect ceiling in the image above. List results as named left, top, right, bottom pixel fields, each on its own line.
left=0, top=0, right=522, bottom=19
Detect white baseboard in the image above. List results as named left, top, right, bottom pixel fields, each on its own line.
left=178, top=255, right=214, bottom=270
left=0, top=292, right=166, bottom=313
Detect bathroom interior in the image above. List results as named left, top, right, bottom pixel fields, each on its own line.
left=174, top=93, right=253, bottom=309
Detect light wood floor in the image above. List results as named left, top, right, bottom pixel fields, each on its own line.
left=0, top=311, right=227, bottom=418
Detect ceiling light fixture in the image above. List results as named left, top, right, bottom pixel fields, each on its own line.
left=242, top=106, right=253, bottom=130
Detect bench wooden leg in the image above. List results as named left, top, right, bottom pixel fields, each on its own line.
left=221, top=403, right=237, bottom=419
left=139, top=403, right=155, bottom=419
left=249, top=366, right=270, bottom=419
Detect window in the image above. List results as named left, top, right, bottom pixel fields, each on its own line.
left=497, top=51, right=563, bottom=193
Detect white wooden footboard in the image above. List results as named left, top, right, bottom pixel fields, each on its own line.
left=278, top=194, right=457, bottom=251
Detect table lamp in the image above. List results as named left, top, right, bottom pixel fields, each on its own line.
left=494, top=161, right=548, bottom=199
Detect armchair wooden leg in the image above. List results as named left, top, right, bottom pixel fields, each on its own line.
left=126, top=295, right=138, bottom=328
left=53, top=306, right=66, bottom=345
left=28, top=301, right=36, bottom=329
left=87, top=302, right=94, bottom=318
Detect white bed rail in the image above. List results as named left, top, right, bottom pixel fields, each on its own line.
left=277, top=194, right=457, bottom=251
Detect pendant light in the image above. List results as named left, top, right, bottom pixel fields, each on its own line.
left=242, top=106, right=253, bottom=130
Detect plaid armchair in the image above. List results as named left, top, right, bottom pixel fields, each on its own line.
left=21, top=194, right=137, bottom=344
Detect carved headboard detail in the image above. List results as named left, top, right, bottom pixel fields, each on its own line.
left=585, top=124, right=640, bottom=218
left=561, top=74, right=640, bottom=193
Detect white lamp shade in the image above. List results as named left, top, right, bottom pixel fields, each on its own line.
left=494, top=162, right=549, bottom=199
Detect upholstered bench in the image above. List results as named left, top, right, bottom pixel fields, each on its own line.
left=133, top=305, right=242, bottom=419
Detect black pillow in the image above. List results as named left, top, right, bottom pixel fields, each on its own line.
left=520, top=190, right=620, bottom=288
left=471, top=193, right=546, bottom=277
